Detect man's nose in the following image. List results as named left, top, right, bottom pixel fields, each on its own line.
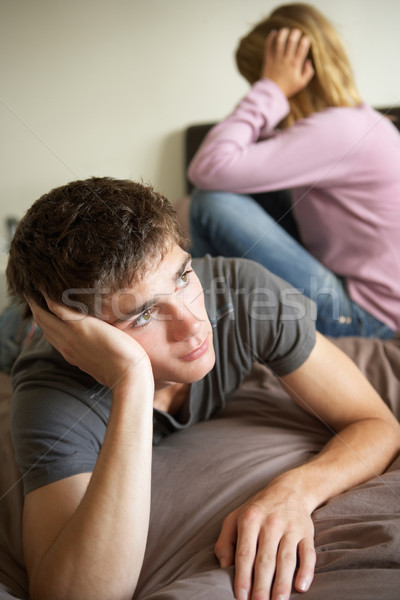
left=170, top=303, right=201, bottom=341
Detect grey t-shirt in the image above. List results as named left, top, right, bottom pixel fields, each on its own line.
left=11, top=256, right=316, bottom=494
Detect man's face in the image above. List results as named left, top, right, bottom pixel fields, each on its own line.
left=102, top=244, right=215, bottom=390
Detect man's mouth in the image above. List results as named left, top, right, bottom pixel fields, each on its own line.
left=180, top=335, right=210, bottom=361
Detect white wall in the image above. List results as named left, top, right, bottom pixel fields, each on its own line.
left=1, top=0, right=399, bottom=246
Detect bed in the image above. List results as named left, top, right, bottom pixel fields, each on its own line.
left=1, top=334, right=400, bottom=599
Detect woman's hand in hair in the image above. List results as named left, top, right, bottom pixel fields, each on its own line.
left=27, top=295, right=153, bottom=392
left=261, top=28, right=314, bottom=97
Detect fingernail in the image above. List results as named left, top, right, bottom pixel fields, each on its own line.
left=237, top=590, right=248, bottom=600
left=298, top=576, right=311, bottom=591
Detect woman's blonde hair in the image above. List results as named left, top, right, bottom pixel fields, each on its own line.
left=236, top=3, right=362, bottom=128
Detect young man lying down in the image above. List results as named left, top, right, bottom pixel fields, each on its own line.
left=6, top=177, right=400, bottom=600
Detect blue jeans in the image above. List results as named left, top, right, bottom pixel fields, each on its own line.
left=190, top=189, right=395, bottom=339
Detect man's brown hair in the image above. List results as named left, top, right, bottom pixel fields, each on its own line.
left=7, top=177, right=187, bottom=317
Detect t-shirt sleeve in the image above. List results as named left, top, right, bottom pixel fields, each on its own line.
left=247, top=264, right=316, bottom=374
left=197, top=256, right=316, bottom=378
left=11, top=376, right=108, bottom=495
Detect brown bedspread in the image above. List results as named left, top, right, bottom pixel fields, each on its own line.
left=1, top=336, right=400, bottom=599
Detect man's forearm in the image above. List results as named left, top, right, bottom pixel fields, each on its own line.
left=221, top=334, right=400, bottom=600
left=28, top=375, right=154, bottom=600
left=216, top=414, right=399, bottom=600
left=271, top=416, right=400, bottom=513
left=277, top=333, right=400, bottom=511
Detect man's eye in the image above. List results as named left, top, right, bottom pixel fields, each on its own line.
left=178, top=269, right=192, bottom=287
left=132, top=309, right=152, bottom=328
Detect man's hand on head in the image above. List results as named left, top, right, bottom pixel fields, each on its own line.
left=28, top=296, right=153, bottom=391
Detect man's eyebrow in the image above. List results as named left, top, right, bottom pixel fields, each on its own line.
left=111, top=253, right=192, bottom=325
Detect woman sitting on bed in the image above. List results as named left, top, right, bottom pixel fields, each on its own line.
left=188, top=2, right=400, bottom=340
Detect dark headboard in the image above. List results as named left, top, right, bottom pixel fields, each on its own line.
left=184, top=106, right=400, bottom=193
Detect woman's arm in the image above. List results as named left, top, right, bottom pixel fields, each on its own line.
left=23, top=300, right=155, bottom=600
left=187, top=29, right=328, bottom=194
left=215, top=332, right=400, bottom=600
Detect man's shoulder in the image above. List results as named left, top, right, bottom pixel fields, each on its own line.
left=11, top=328, right=94, bottom=393
left=192, top=254, right=275, bottom=286
left=191, top=255, right=315, bottom=330
left=192, top=254, right=309, bottom=298
left=192, top=255, right=271, bottom=320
